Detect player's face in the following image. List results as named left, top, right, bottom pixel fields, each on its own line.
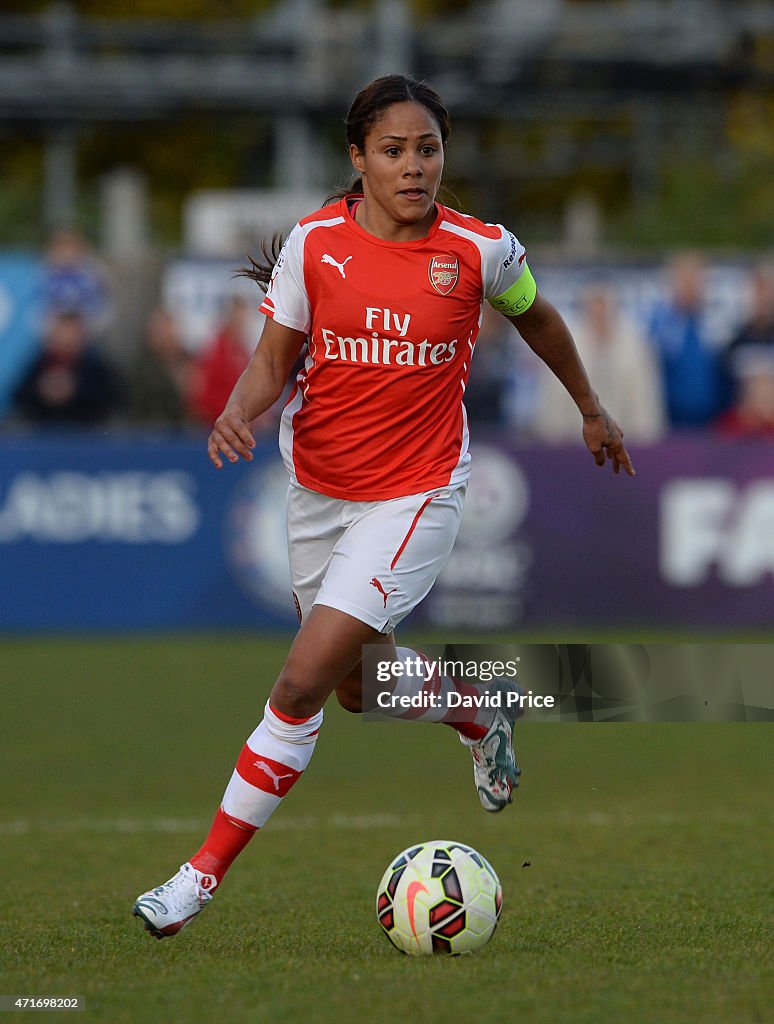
left=350, top=101, right=444, bottom=240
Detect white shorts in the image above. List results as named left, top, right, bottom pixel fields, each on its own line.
left=286, top=480, right=466, bottom=633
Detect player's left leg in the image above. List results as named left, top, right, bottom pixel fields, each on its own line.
left=316, top=487, right=522, bottom=812
left=336, top=647, right=524, bottom=812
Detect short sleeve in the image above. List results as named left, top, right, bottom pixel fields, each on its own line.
left=482, top=226, right=537, bottom=317
left=259, top=224, right=311, bottom=334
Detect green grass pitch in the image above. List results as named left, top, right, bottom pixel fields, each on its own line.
left=1, top=635, right=771, bottom=1023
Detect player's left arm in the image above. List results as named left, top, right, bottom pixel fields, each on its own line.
left=505, top=293, right=635, bottom=477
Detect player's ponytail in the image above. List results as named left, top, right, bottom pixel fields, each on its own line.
left=322, top=176, right=363, bottom=206
left=235, top=232, right=284, bottom=292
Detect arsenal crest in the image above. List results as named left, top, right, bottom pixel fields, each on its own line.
left=428, top=254, right=459, bottom=295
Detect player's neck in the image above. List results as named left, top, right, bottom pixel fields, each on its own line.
left=353, top=198, right=437, bottom=242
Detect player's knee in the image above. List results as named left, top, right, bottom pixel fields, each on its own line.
left=271, top=670, right=320, bottom=719
left=334, top=667, right=364, bottom=714
left=335, top=687, right=363, bottom=714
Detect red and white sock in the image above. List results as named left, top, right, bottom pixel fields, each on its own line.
left=376, top=647, right=489, bottom=741
left=189, top=701, right=322, bottom=884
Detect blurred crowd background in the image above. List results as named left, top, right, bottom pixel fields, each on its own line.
left=1, top=0, right=774, bottom=634
left=3, top=229, right=774, bottom=443
left=1, top=0, right=772, bottom=444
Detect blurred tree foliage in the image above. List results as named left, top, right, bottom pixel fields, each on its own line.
left=0, top=0, right=475, bottom=13
left=614, top=92, right=774, bottom=250
left=79, top=115, right=276, bottom=247
left=1, top=0, right=273, bottom=15
left=0, top=1, right=771, bottom=250
left=0, top=143, right=44, bottom=248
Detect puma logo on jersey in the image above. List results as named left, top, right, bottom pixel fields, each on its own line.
left=321, top=254, right=353, bottom=279
left=253, top=760, right=294, bottom=791
left=370, top=577, right=398, bottom=607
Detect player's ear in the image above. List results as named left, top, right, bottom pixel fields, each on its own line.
left=350, top=144, right=365, bottom=176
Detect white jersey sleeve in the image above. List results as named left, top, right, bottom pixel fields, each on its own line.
left=480, top=226, right=537, bottom=317
left=260, top=224, right=311, bottom=334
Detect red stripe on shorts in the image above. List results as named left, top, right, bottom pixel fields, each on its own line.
left=390, top=495, right=436, bottom=571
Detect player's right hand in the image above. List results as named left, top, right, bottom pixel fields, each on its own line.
left=208, top=408, right=256, bottom=468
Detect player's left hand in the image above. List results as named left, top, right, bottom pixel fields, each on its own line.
left=582, top=408, right=635, bottom=476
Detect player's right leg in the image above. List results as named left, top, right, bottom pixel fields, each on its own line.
left=132, top=604, right=389, bottom=939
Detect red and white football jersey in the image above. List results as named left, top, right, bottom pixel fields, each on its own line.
left=260, top=197, right=532, bottom=500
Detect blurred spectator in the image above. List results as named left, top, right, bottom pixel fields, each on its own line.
left=533, top=281, right=666, bottom=442
left=716, top=355, right=774, bottom=438
left=42, top=227, right=112, bottom=336
left=465, top=304, right=545, bottom=434
left=717, top=267, right=774, bottom=437
left=647, top=253, right=728, bottom=429
left=14, top=309, right=121, bottom=425
left=465, top=304, right=516, bottom=426
left=725, top=264, right=774, bottom=371
left=188, top=296, right=254, bottom=426
left=501, top=337, right=544, bottom=437
left=128, top=308, right=192, bottom=426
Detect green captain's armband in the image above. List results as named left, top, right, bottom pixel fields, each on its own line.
left=489, top=263, right=537, bottom=316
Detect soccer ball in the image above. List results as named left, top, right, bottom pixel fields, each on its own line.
left=376, top=840, right=502, bottom=955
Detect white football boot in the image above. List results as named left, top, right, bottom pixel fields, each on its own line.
left=460, top=679, right=525, bottom=812
left=132, top=862, right=217, bottom=939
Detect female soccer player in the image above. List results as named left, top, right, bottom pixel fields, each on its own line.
left=133, top=74, right=634, bottom=939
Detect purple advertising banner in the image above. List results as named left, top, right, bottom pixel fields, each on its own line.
left=421, top=434, right=774, bottom=630
left=0, top=432, right=772, bottom=632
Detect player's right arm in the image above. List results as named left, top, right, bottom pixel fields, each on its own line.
left=506, top=293, right=635, bottom=477
left=207, top=317, right=307, bottom=469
